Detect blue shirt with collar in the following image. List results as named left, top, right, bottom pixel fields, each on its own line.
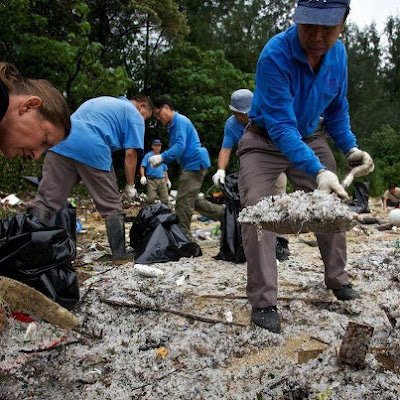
left=161, top=112, right=211, bottom=171
left=141, top=150, right=168, bottom=178
left=51, top=96, right=144, bottom=171
left=222, top=115, right=245, bottom=149
left=249, top=25, right=357, bottom=177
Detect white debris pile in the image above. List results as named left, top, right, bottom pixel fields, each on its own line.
left=238, top=190, right=356, bottom=234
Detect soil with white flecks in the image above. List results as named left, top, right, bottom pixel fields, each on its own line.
left=0, top=198, right=399, bottom=400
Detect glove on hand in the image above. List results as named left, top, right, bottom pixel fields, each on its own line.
left=345, top=148, right=374, bottom=177
left=149, top=154, right=163, bottom=167
left=212, top=169, right=226, bottom=188
left=167, top=179, right=172, bottom=190
left=124, top=184, right=137, bottom=200
left=316, top=170, right=348, bottom=199
left=140, top=176, right=147, bottom=186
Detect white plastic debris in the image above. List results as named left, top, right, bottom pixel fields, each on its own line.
left=1, top=194, right=21, bottom=206
left=389, top=209, right=400, bottom=227
left=24, top=322, right=37, bottom=340
left=133, top=264, right=164, bottom=278
left=224, top=310, right=233, bottom=323
left=175, top=275, right=186, bottom=286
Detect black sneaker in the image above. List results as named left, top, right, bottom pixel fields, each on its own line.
left=276, top=237, right=290, bottom=261
left=251, top=306, right=281, bottom=333
left=332, top=284, right=360, bottom=301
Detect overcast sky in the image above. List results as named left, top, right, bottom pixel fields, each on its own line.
left=349, top=0, right=400, bottom=31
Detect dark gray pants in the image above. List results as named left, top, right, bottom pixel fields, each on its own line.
left=237, top=129, right=349, bottom=308
left=30, top=151, right=122, bottom=217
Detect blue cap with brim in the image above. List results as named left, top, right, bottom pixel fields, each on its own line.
left=152, top=139, right=162, bottom=145
left=294, top=0, right=349, bottom=27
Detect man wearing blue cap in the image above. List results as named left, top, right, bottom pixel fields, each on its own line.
left=238, top=0, right=374, bottom=333
left=140, top=138, right=171, bottom=205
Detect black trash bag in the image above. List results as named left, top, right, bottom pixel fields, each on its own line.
left=348, top=181, right=370, bottom=214
left=214, top=172, right=246, bottom=263
left=214, top=172, right=291, bottom=263
left=129, top=203, right=202, bottom=264
left=0, top=213, right=79, bottom=309
left=53, top=202, right=77, bottom=244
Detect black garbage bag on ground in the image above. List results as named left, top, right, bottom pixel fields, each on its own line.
left=214, top=172, right=246, bottom=263
left=129, top=203, right=202, bottom=264
left=0, top=213, right=79, bottom=310
left=348, top=181, right=370, bottom=214
left=214, top=172, right=291, bottom=263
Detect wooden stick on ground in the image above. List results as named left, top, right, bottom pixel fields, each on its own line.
left=0, top=277, right=79, bottom=329
left=101, top=298, right=248, bottom=327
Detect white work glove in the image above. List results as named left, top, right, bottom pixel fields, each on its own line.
left=148, top=154, right=163, bottom=167
left=124, top=184, right=137, bottom=200
left=316, top=170, right=349, bottom=199
left=167, top=179, right=172, bottom=190
left=140, top=176, right=147, bottom=186
left=212, top=169, right=226, bottom=188
left=345, top=148, right=374, bottom=177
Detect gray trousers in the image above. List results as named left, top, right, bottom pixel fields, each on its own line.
left=176, top=170, right=223, bottom=236
left=237, top=129, right=349, bottom=308
left=147, top=178, right=169, bottom=205
left=30, top=151, right=122, bottom=217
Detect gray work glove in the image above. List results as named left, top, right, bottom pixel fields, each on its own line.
left=124, top=184, right=137, bottom=200
left=316, top=170, right=349, bottom=199
left=212, top=169, right=226, bottom=188
left=345, top=148, right=374, bottom=176
left=148, top=154, right=163, bottom=167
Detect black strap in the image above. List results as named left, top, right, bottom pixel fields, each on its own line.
left=0, top=80, right=9, bottom=122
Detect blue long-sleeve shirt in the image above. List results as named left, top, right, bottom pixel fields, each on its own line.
left=161, top=112, right=211, bottom=171
left=249, top=25, right=357, bottom=177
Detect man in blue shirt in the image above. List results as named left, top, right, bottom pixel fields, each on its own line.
left=238, top=0, right=374, bottom=333
left=140, top=138, right=171, bottom=205
left=213, top=88, right=290, bottom=260
left=149, top=96, right=223, bottom=239
left=28, top=95, right=153, bottom=264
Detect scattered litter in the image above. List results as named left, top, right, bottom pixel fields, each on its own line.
left=133, top=264, right=164, bottom=278
left=224, top=310, right=233, bottom=323
left=24, top=322, right=37, bottom=341
left=0, top=194, right=21, bottom=206
left=175, top=274, right=186, bottom=286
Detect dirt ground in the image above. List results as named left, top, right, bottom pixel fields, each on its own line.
left=1, top=197, right=400, bottom=399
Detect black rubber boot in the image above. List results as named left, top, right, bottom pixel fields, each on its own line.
left=276, top=236, right=290, bottom=261
left=332, top=284, right=360, bottom=301
left=105, top=214, right=133, bottom=265
left=251, top=306, right=281, bottom=333
left=27, top=206, right=53, bottom=226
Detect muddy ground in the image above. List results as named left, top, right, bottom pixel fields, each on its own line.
left=0, top=197, right=400, bottom=399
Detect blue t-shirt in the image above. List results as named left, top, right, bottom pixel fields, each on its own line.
left=141, top=151, right=168, bottom=178
left=161, top=112, right=211, bottom=171
left=221, top=115, right=245, bottom=149
left=51, top=96, right=145, bottom=171
left=249, top=25, right=357, bottom=177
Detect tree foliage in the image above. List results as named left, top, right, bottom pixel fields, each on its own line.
left=0, top=1, right=399, bottom=194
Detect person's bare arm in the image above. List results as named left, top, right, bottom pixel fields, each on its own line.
left=217, top=148, right=232, bottom=170
left=124, top=148, right=138, bottom=185
left=140, top=166, right=146, bottom=178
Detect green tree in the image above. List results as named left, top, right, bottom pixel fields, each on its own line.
left=179, top=0, right=293, bottom=73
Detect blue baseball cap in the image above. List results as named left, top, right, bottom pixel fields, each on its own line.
left=229, top=89, right=253, bottom=114
left=294, top=0, right=350, bottom=27
left=152, top=138, right=162, bottom=145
